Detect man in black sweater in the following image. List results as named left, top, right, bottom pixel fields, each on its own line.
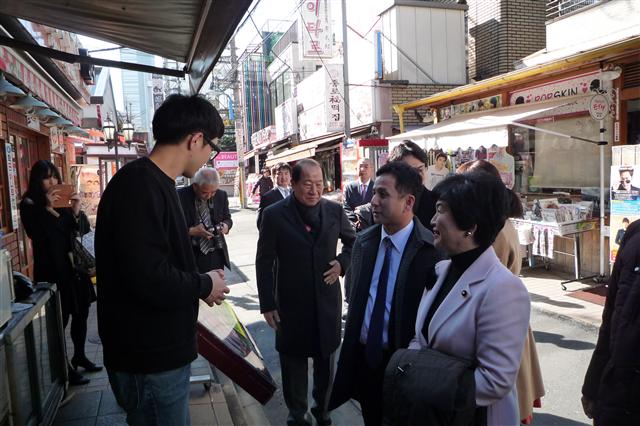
left=96, top=94, right=229, bottom=425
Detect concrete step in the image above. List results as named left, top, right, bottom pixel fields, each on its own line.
left=211, top=366, right=271, bottom=426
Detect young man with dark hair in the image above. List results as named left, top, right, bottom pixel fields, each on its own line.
left=330, top=161, right=440, bottom=425
left=96, top=94, right=230, bottom=425
left=256, top=158, right=355, bottom=426
left=257, top=162, right=292, bottom=229
left=343, top=158, right=374, bottom=225
left=388, top=140, right=436, bottom=230
left=426, top=152, right=449, bottom=190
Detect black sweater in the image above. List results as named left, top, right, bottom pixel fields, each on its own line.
left=96, top=157, right=213, bottom=374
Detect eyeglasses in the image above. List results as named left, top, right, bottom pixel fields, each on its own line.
left=203, top=134, right=221, bottom=161
left=621, top=179, right=631, bottom=184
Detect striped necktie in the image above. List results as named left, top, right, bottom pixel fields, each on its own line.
left=197, top=199, right=213, bottom=254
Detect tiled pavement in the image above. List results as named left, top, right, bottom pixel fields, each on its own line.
left=54, top=305, right=234, bottom=426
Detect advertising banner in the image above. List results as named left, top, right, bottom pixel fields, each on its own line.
left=299, top=0, right=332, bottom=58
left=610, top=145, right=640, bottom=263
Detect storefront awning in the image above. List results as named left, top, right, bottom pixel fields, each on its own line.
left=0, top=0, right=252, bottom=93
left=388, top=98, right=594, bottom=152
left=265, top=142, right=321, bottom=168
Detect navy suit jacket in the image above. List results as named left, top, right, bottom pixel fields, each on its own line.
left=342, top=180, right=374, bottom=222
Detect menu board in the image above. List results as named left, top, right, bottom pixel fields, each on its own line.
left=197, top=301, right=276, bottom=404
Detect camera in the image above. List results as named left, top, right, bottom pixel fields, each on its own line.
left=208, top=223, right=225, bottom=250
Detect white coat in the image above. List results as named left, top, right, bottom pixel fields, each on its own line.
left=409, top=246, right=531, bottom=426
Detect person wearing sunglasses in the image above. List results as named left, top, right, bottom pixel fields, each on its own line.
left=95, top=94, right=230, bottom=425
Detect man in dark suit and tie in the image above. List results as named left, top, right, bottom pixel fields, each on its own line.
left=256, top=159, right=356, bottom=426
left=178, top=167, right=233, bottom=272
left=329, top=161, right=441, bottom=425
left=343, top=158, right=374, bottom=224
left=256, top=162, right=292, bottom=229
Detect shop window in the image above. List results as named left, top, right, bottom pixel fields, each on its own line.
left=513, top=115, right=612, bottom=193
left=627, top=99, right=640, bottom=145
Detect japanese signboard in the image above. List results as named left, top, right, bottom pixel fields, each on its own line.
left=300, top=0, right=333, bottom=58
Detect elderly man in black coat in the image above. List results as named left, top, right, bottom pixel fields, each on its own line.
left=256, top=159, right=356, bottom=426
left=582, top=219, right=640, bottom=425
left=329, top=162, right=440, bottom=425
left=178, top=167, right=233, bottom=272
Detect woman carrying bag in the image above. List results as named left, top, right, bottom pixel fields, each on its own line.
left=386, top=172, right=530, bottom=425
left=19, top=160, right=100, bottom=386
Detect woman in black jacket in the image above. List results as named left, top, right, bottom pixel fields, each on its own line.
left=582, top=218, right=640, bottom=425
left=19, top=160, right=100, bottom=386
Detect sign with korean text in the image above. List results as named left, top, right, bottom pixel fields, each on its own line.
left=589, top=94, right=609, bottom=120
left=152, top=74, right=164, bottom=112
left=4, top=142, right=19, bottom=229
left=300, top=0, right=332, bottom=58
left=251, top=125, right=277, bottom=150
left=325, top=64, right=344, bottom=132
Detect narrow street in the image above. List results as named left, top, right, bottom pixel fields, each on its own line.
left=225, top=207, right=599, bottom=426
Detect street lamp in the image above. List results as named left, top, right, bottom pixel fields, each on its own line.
left=121, top=121, right=135, bottom=147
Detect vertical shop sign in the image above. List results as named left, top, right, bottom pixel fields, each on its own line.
left=4, top=142, right=19, bottom=229
left=152, top=74, right=164, bottom=112
left=300, top=0, right=332, bottom=58
left=325, top=64, right=344, bottom=132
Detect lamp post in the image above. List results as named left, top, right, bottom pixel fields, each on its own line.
left=102, top=114, right=119, bottom=170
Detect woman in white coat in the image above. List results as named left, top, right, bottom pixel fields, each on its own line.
left=409, top=172, right=531, bottom=426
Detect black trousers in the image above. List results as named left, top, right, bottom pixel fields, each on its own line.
left=62, top=299, right=90, bottom=359
left=353, top=344, right=393, bottom=426
left=279, top=351, right=336, bottom=426
left=194, top=249, right=226, bottom=273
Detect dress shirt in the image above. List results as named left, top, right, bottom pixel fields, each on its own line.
left=277, top=186, right=290, bottom=199
left=359, top=179, right=370, bottom=197
left=360, top=220, right=414, bottom=346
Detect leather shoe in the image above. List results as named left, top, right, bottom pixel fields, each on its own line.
left=68, top=368, right=90, bottom=386
left=71, top=356, right=103, bottom=372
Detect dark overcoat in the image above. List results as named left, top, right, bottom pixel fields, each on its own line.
left=583, top=220, right=640, bottom=425
left=329, top=218, right=441, bottom=409
left=256, top=196, right=356, bottom=357
left=177, top=185, right=233, bottom=269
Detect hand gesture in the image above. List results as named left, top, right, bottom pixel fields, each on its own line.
left=263, top=310, right=280, bottom=330
left=221, top=223, right=230, bottom=235
left=203, top=269, right=229, bottom=306
left=190, top=223, right=214, bottom=239
left=46, top=188, right=60, bottom=207
left=323, top=260, right=342, bottom=285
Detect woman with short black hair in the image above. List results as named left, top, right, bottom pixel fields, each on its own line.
left=408, top=172, right=531, bottom=425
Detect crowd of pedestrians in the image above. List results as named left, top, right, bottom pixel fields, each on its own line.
left=19, top=94, right=638, bottom=426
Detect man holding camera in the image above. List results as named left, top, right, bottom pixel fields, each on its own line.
left=178, top=167, right=232, bottom=272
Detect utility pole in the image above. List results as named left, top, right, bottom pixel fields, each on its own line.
left=229, top=37, right=247, bottom=208
left=341, top=0, right=351, bottom=140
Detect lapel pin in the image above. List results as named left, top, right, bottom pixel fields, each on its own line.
left=461, top=290, right=468, bottom=297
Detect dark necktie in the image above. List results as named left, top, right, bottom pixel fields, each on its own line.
left=198, top=200, right=213, bottom=254
left=365, top=237, right=393, bottom=368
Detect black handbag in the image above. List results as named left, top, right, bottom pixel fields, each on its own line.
left=72, top=233, right=95, bottom=275
left=383, top=348, right=482, bottom=426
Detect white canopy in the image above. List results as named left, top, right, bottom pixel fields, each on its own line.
left=389, top=98, right=582, bottom=152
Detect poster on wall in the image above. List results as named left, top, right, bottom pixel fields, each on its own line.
left=610, top=146, right=640, bottom=263
left=214, top=152, right=239, bottom=194
left=70, top=165, right=101, bottom=225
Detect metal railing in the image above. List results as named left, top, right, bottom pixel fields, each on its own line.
left=546, top=0, right=602, bottom=21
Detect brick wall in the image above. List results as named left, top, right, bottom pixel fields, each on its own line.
left=467, top=0, right=546, bottom=81
left=391, top=84, right=460, bottom=129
